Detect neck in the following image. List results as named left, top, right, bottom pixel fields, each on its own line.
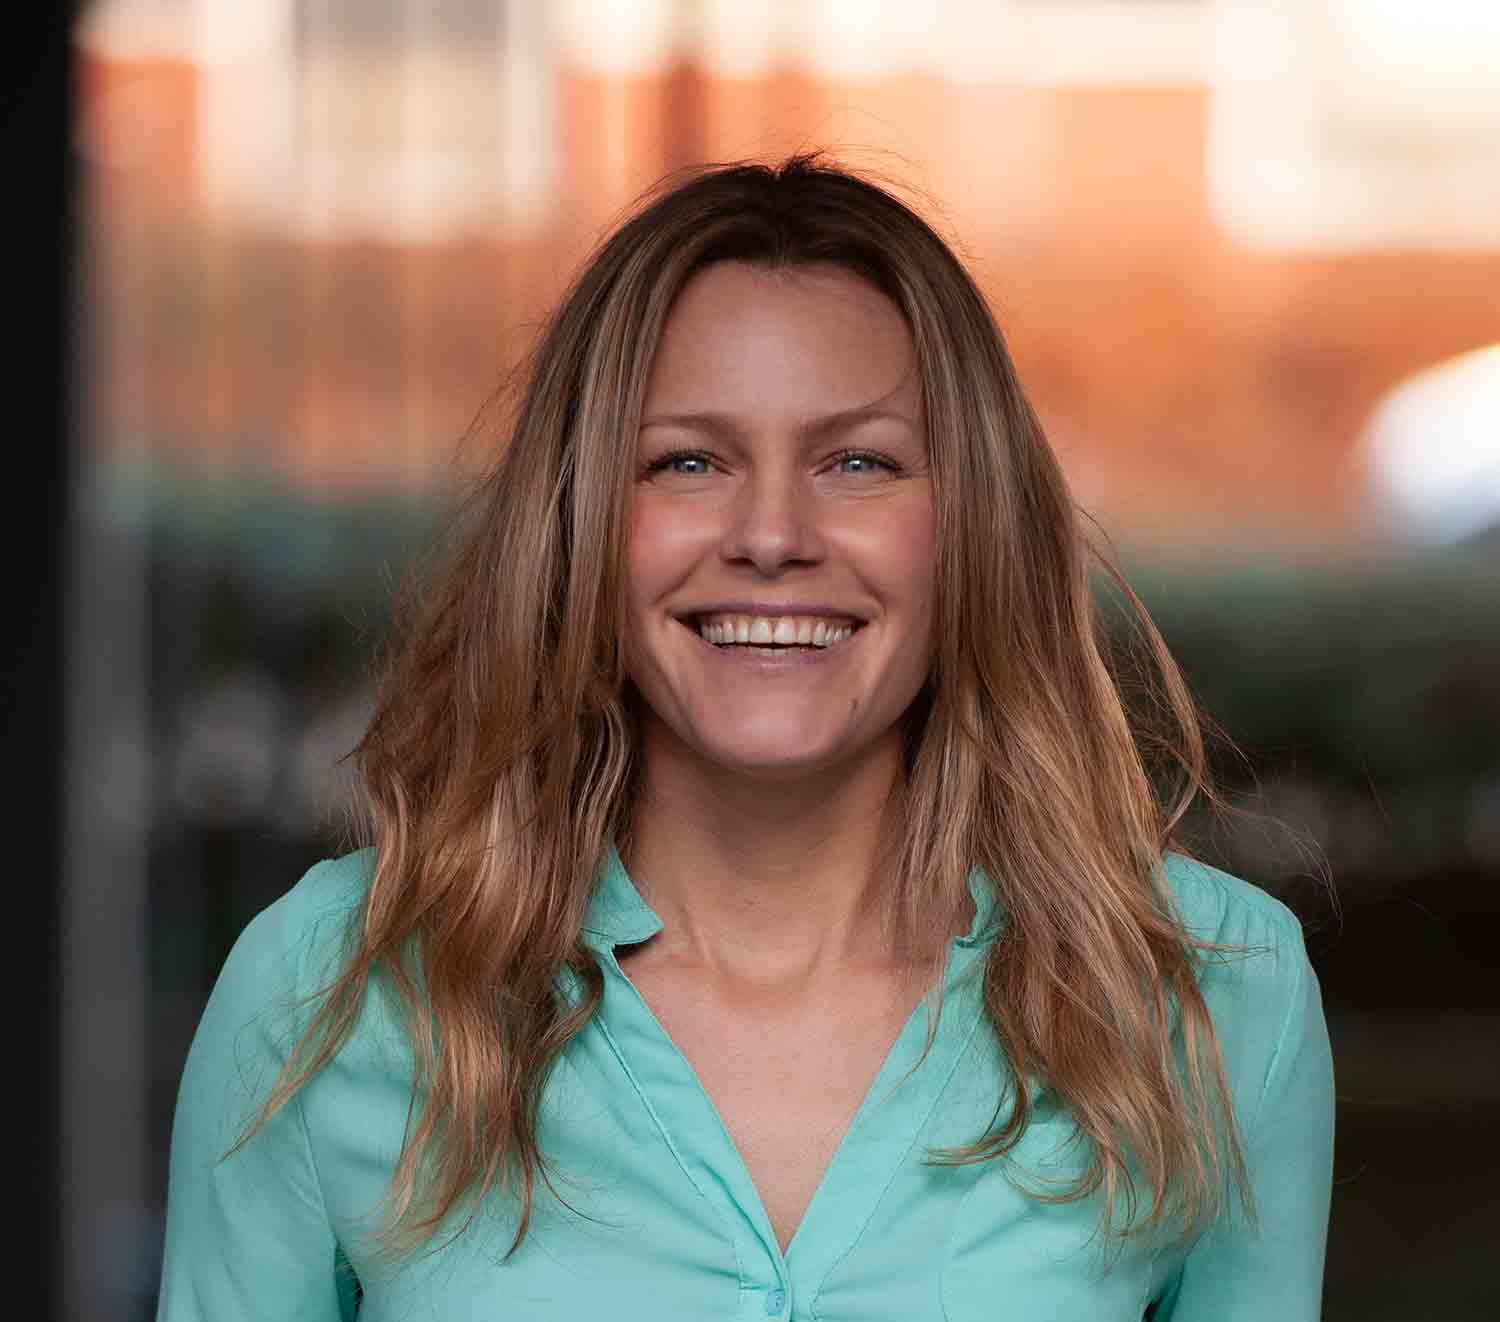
left=620, top=717, right=962, bottom=994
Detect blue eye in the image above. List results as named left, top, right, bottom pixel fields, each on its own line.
left=643, top=448, right=901, bottom=478
left=645, top=450, right=712, bottom=476
left=833, top=450, right=899, bottom=475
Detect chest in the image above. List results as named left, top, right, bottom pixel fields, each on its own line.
left=616, top=956, right=929, bottom=1255
left=325, top=949, right=1172, bottom=1321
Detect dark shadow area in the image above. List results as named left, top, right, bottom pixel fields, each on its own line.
left=1327, top=1100, right=1500, bottom=1320
left=6, top=9, right=75, bottom=1321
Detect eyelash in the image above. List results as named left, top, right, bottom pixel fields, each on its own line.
left=644, top=448, right=901, bottom=478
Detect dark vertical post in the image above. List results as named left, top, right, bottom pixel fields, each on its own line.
left=2, top=7, right=76, bottom=1322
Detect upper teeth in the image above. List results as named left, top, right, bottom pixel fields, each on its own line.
left=695, top=615, right=857, bottom=647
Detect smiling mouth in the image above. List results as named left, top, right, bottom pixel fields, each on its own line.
left=677, top=615, right=867, bottom=651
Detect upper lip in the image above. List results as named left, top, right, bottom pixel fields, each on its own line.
left=675, top=601, right=868, bottom=623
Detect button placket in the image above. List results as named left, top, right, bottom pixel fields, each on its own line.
left=764, top=1284, right=787, bottom=1315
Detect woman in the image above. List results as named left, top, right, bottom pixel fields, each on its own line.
left=157, top=154, right=1335, bottom=1321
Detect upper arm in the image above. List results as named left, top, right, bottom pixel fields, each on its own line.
left=1149, top=886, right=1336, bottom=1321
left=156, top=868, right=355, bottom=1322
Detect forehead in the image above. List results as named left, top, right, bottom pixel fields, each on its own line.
left=642, top=261, right=919, bottom=421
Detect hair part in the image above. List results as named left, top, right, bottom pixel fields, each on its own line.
left=229, top=151, right=1316, bottom=1268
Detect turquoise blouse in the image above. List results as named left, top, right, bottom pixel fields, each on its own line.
left=157, top=845, right=1334, bottom=1321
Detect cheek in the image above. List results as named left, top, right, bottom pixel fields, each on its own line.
left=621, top=499, right=711, bottom=660
left=622, top=501, right=675, bottom=610
left=902, top=516, right=939, bottom=597
left=854, top=499, right=938, bottom=605
left=880, top=506, right=938, bottom=666
left=625, top=497, right=713, bottom=584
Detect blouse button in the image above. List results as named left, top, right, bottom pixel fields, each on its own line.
left=764, top=1285, right=786, bottom=1315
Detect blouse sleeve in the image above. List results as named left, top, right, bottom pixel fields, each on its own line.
left=1148, top=901, right=1337, bottom=1321
left=156, top=865, right=358, bottom=1322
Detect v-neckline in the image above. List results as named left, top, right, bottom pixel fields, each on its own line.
left=571, top=841, right=1002, bottom=1295
left=613, top=941, right=948, bottom=1257
left=598, top=930, right=989, bottom=1288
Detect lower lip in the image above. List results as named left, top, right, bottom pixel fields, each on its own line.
left=679, top=620, right=864, bottom=670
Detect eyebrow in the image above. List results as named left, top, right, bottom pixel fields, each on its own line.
left=638, top=403, right=918, bottom=439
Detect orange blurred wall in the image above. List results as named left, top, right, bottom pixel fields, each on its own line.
left=77, top=44, right=1500, bottom=555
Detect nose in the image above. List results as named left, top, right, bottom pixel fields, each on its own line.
left=721, top=464, right=825, bottom=575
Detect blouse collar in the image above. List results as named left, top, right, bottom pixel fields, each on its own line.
left=582, top=838, right=1003, bottom=953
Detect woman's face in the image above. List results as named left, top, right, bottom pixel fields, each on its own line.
left=622, top=259, right=936, bottom=783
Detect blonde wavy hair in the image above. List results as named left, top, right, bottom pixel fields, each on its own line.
left=233, top=152, right=1280, bottom=1268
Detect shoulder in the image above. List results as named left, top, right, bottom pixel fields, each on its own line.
left=1157, top=851, right=1316, bottom=1039
left=1159, top=850, right=1306, bottom=954
left=217, top=848, right=375, bottom=1012
left=178, top=849, right=379, bottom=1130
left=1158, top=852, right=1334, bottom=1160
left=1157, top=851, right=1324, bottom=1099
left=284, top=847, right=376, bottom=933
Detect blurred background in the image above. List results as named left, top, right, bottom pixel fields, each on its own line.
left=43, top=0, right=1500, bottom=1317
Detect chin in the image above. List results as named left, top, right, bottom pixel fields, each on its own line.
left=694, top=737, right=843, bottom=780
